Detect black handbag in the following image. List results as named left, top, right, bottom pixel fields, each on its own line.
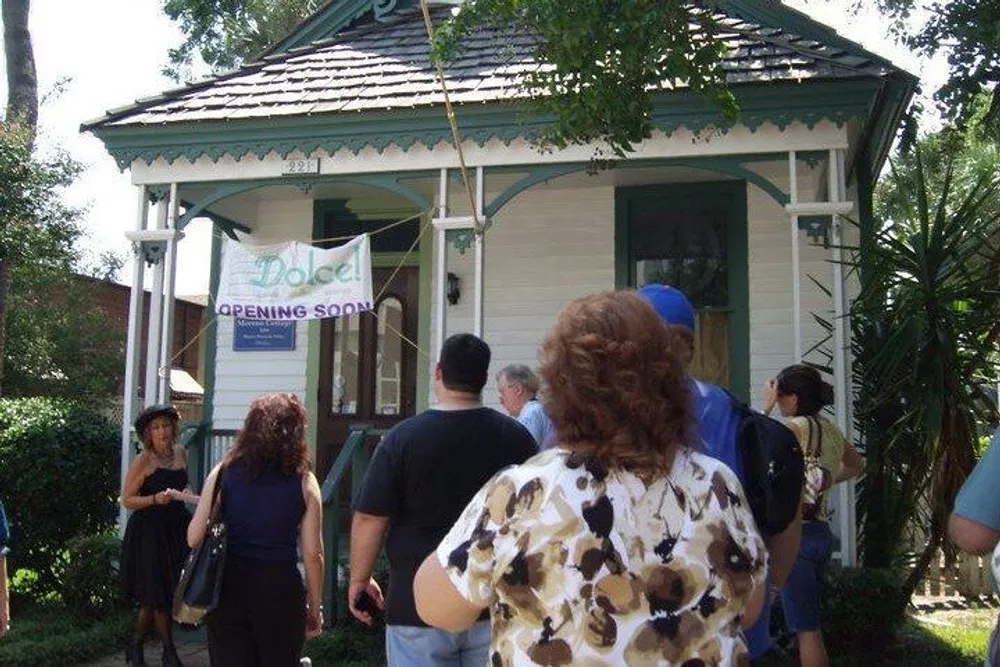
left=172, top=466, right=227, bottom=624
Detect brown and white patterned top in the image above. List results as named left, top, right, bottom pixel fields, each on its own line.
left=437, top=446, right=767, bottom=666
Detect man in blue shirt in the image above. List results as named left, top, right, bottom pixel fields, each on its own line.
left=950, top=430, right=1000, bottom=664
left=497, top=364, right=554, bottom=449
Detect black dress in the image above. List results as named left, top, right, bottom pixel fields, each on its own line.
left=121, top=467, right=192, bottom=610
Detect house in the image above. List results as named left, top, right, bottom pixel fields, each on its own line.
left=82, top=0, right=916, bottom=563
left=79, top=275, right=206, bottom=406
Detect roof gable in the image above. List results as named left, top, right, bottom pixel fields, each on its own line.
left=265, top=0, right=421, bottom=58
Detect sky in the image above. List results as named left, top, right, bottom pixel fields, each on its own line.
left=0, top=0, right=949, bottom=297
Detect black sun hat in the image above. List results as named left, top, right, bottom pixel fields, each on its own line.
left=134, top=404, right=181, bottom=434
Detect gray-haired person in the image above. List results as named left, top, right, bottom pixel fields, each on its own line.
left=497, top=364, right=554, bottom=448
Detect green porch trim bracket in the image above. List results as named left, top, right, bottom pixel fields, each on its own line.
left=176, top=174, right=432, bottom=230
left=485, top=154, right=793, bottom=219
left=484, top=164, right=584, bottom=218
left=180, top=200, right=251, bottom=240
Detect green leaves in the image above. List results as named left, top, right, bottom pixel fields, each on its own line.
left=854, top=139, right=1000, bottom=577
left=434, top=0, right=737, bottom=156
left=163, top=0, right=324, bottom=77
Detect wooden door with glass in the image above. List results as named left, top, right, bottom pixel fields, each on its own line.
left=316, top=267, right=419, bottom=479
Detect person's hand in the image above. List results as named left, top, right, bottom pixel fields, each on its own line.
left=165, top=488, right=182, bottom=501
left=763, top=378, right=779, bottom=415
left=153, top=491, right=171, bottom=505
left=348, top=577, right=384, bottom=626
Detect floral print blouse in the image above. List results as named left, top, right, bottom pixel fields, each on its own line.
left=436, top=447, right=767, bottom=666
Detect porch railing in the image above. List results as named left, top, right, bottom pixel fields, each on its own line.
left=321, top=424, right=384, bottom=624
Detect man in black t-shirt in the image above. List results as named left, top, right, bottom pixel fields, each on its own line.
left=349, top=333, right=537, bottom=666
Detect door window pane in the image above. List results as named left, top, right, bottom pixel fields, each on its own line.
left=331, top=313, right=360, bottom=414
left=375, top=298, right=403, bottom=416
left=632, top=207, right=728, bottom=307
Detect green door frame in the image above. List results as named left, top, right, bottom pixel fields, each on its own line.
left=614, top=181, right=750, bottom=401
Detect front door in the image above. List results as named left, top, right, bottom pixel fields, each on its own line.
left=616, top=181, right=749, bottom=399
left=316, top=266, right=420, bottom=479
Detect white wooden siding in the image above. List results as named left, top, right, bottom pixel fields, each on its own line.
left=430, top=181, right=615, bottom=409
left=211, top=198, right=314, bottom=428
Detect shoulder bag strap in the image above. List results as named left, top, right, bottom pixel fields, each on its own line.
left=208, top=465, right=227, bottom=522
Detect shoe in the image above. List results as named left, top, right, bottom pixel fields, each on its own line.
left=125, top=639, right=149, bottom=667
left=161, top=643, right=184, bottom=667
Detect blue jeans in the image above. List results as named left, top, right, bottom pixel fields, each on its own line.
left=385, top=620, right=491, bottom=667
left=780, top=520, right=833, bottom=633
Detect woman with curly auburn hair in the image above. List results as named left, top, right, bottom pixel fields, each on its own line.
left=415, top=291, right=769, bottom=666
left=188, top=393, right=324, bottom=667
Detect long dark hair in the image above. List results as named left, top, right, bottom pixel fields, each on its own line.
left=228, top=393, right=310, bottom=477
left=776, top=364, right=835, bottom=417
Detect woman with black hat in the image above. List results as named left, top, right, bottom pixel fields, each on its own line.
left=120, top=404, right=198, bottom=667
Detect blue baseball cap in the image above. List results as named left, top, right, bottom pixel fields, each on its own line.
left=636, top=284, right=696, bottom=332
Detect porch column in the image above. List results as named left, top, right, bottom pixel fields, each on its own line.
left=473, top=167, right=485, bottom=338
left=145, top=199, right=168, bottom=408
left=434, top=168, right=449, bottom=358
left=157, top=184, right=181, bottom=403
left=788, top=151, right=802, bottom=361
left=119, top=186, right=150, bottom=533
left=829, top=148, right=857, bottom=566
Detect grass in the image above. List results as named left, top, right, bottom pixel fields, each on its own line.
left=0, top=603, right=131, bottom=667
left=756, top=608, right=994, bottom=667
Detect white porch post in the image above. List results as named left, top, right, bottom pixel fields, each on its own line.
left=144, top=199, right=167, bottom=408
left=829, top=149, right=857, bottom=566
left=789, top=151, right=802, bottom=362
left=434, top=168, right=449, bottom=358
left=157, top=184, right=181, bottom=404
left=119, top=186, right=150, bottom=534
left=473, top=167, right=485, bottom=338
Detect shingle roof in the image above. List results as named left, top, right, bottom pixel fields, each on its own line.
left=85, top=6, right=895, bottom=130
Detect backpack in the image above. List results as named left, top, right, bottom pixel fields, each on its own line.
left=731, top=395, right=804, bottom=536
left=690, top=381, right=803, bottom=537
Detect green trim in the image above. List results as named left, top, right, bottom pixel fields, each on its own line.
left=92, top=81, right=880, bottom=169
left=181, top=202, right=251, bottom=239
left=265, top=0, right=419, bottom=59
left=305, top=321, right=321, bottom=460
left=614, top=181, right=750, bottom=400
left=799, top=215, right=832, bottom=244
left=372, top=252, right=420, bottom=268
left=857, top=150, right=876, bottom=287
left=489, top=154, right=794, bottom=219
left=416, top=214, right=432, bottom=413
left=197, top=226, right=223, bottom=490
left=179, top=175, right=431, bottom=230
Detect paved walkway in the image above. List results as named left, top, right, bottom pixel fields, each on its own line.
left=80, top=635, right=210, bottom=667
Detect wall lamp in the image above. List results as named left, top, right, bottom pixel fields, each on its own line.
left=446, top=272, right=461, bottom=305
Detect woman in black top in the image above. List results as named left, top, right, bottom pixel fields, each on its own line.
left=121, top=404, right=198, bottom=667
left=189, top=393, right=324, bottom=667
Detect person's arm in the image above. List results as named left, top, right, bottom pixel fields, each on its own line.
left=348, top=512, right=388, bottom=625
left=121, top=453, right=169, bottom=511
left=835, top=442, right=865, bottom=483
left=950, top=432, right=1000, bottom=554
left=187, top=464, right=221, bottom=548
left=414, top=553, right=485, bottom=632
left=766, top=513, right=802, bottom=591
left=948, top=514, right=1000, bottom=555
left=300, top=472, right=325, bottom=636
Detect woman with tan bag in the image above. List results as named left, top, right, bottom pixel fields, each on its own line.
left=763, top=365, right=865, bottom=667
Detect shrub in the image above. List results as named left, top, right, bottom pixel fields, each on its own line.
left=0, top=398, right=119, bottom=600
left=0, top=603, right=130, bottom=667
left=57, top=532, right=124, bottom=619
left=821, top=565, right=906, bottom=656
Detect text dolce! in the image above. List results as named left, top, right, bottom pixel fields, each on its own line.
left=249, top=246, right=363, bottom=287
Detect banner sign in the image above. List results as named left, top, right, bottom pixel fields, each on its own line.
left=216, top=234, right=373, bottom=320
left=233, top=319, right=296, bottom=351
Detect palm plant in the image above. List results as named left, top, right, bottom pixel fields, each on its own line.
left=852, top=145, right=1000, bottom=603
